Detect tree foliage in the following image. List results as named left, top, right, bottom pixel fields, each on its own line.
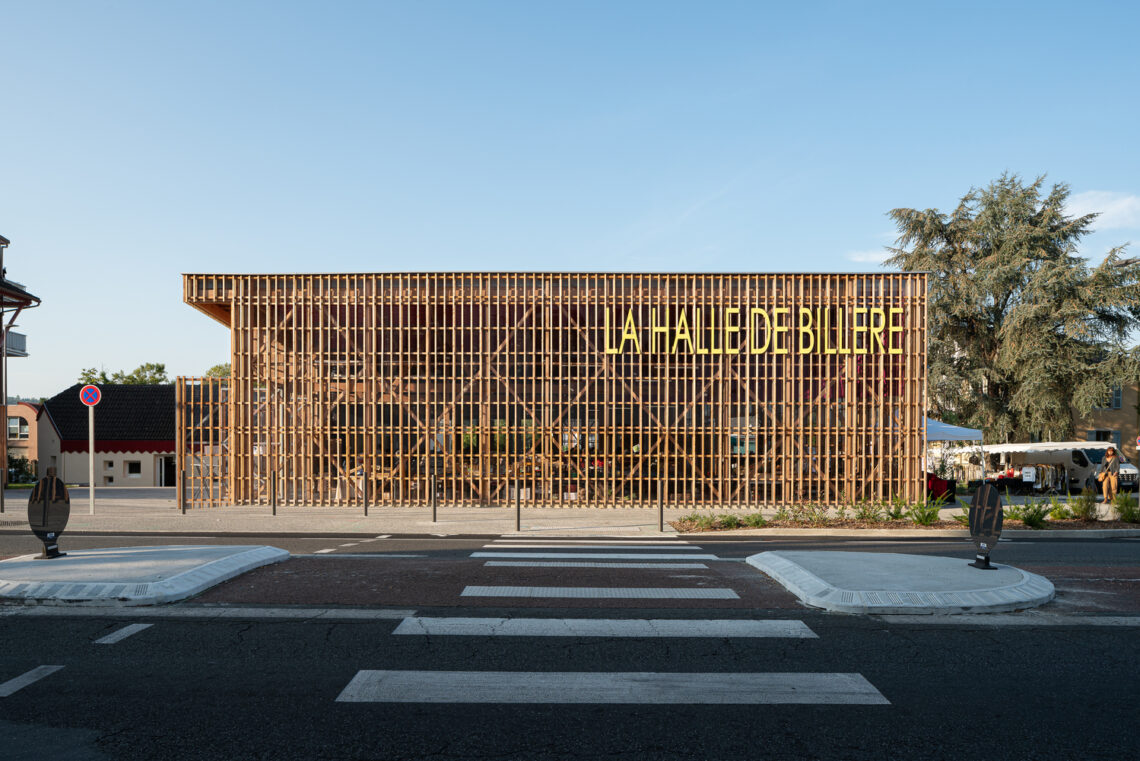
left=886, top=173, right=1140, bottom=443
left=204, top=363, right=231, bottom=378
left=78, top=362, right=170, bottom=385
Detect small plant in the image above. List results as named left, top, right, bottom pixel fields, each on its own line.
left=773, top=506, right=791, bottom=522
left=1112, top=492, right=1140, bottom=523
left=1048, top=497, right=1071, bottom=521
left=953, top=512, right=970, bottom=526
left=853, top=499, right=882, bottom=522
left=694, top=514, right=718, bottom=530
left=1019, top=499, right=1050, bottom=530
left=717, top=514, right=742, bottom=529
left=885, top=496, right=907, bottom=521
left=1070, top=487, right=1098, bottom=522
left=1005, top=504, right=1025, bottom=522
left=834, top=503, right=849, bottom=521
left=742, top=512, right=768, bottom=528
left=906, top=501, right=941, bottom=526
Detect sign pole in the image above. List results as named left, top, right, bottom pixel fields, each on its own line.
left=88, top=403, right=94, bottom=514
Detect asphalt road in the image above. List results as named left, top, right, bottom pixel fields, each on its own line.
left=2, top=532, right=1138, bottom=759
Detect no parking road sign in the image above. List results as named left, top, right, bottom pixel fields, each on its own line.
left=79, top=384, right=101, bottom=406
left=79, top=385, right=100, bottom=515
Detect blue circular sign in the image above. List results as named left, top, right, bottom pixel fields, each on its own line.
left=79, top=385, right=101, bottom=406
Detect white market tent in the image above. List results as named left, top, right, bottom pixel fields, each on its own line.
left=925, top=418, right=983, bottom=443
left=925, top=418, right=984, bottom=483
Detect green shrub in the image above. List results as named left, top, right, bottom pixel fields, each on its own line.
left=742, top=512, right=768, bottom=528
left=885, top=497, right=907, bottom=521
left=953, top=512, right=970, bottom=526
left=1020, top=499, right=1050, bottom=530
left=906, top=502, right=941, bottom=526
left=853, top=500, right=882, bottom=522
left=1112, top=493, right=1140, bottom=523
left=773, top=506, right=791, bottom=522
left=788, top=503, right=830, bottom=524
left=1005, top=504, right=1025, bottom=522
left=694, top=514, right=718, bottom=530
left=834, top=504, right=849, bottom=521
left=717, top=514, right=742, bottom=529
left=1048, top=497, right=1071, bottom=521
left=1070, top=488, right=1098, bottom=522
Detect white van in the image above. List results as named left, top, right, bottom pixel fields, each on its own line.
left=993, top=441, right=1138, bottom=493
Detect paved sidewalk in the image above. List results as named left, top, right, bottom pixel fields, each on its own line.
left=748, top=551, right=1055, bottom=615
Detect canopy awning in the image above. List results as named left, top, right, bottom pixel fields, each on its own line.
left=925, top=418, right=983, bottom=442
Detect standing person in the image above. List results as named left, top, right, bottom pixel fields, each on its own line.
left=1098, top=446, right=1120, bottom=504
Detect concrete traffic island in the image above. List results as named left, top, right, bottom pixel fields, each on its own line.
left=747, top=551, right=1055, bottom=615
left=0, top=545, right=289, bottom=606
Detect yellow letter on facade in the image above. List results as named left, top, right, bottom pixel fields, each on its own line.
left=773, top=307, right=790, bottom=354
left=604, top=307, right=620, bottom=354
left=798, top=308, right=815, bottom=354
left=672, top=308, right=693, bottom=354
left=750, top=308, right=771, bottom=354
left=724, top=307, right=740, bottom=354
left=868, top=308, right=886, bottom=354
left=888, top=307, right=904, bottom=355
left=650, top=308, right=670, bottom=353
left=620, top=307, right=641, bottom=354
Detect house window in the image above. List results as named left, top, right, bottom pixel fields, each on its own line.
left=125, top=461, right=142, bottom=477
left=7, top=416, right=29, bottom=440
left=104, top=460, right=115, bottom=471
left=1095, top=386, right=1123, bottom=410
left=1088, top=429, right=1122, bottom=450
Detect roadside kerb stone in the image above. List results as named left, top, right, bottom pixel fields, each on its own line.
left=747, top=550, right=1055, bottom=615
left=0, top=545, right=289, bottom=606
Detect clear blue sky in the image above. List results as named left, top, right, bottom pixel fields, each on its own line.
left=3, top=1, right=1138, bottom=398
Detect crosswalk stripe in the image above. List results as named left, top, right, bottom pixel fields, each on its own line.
left=94, top=623, right=153, bottom=645
left=393, top=617, right=817, bottom=638
left=336, top=671, right=888, bottom=704
left=472, top=552, right=719, bottom=560
left=491, top=539, right=692, bottom=545
left=461, top=586, right=739, bottom=599
left=482, top=544, right=703, bottom=550
left=485, top=561, right=709, bottom=569
left=0, top=666, right=65, bottom=698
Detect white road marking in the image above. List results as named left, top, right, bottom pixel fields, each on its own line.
left=94, top=623, right=153, bottom=645
left=482, top=544, right=702, bottom=550
left=472, top=552, right=720, bottom=560
left=1, top=607, right=416, bottom=621
left=491, top=539, right=692, bottom=545
left=375, top=535, right=391, bottom=539
left=881, top=614, right=1140, bottom=626
left=339, top=543, right=359, bottom=547
left=485, top=561, right=709, bottom=569
left=0, top=665, right=65, bottom=697
left=336, top=671, right=888, bottom=704
left=315, top=549, right=337, bottom=554
left=393, top=617, right=817, bottom=638
left=298, top=553, right=427, bottom=558
left=461, top=586, right=739, bottom=599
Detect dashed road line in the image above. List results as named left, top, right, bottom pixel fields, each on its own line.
left=482, top=544, right=703, bottom=550
left=315, top=549, right=337, bottom=554
left=0, top=665, right=65, bottom=697
left=491, top=539, right=692, bottom=545
left=472, top=552, right=720, bottom=560
left=484, top=561, right=710, bottom=569
left=94, top=623, right=153, bottom=645
left=335, top=671, right=888, bottom=704
left=393, top=617, right=817, bottom=638
left=461, top=586, right=740, bottom=599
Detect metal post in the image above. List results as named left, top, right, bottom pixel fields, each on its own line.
left=658, top=482, right=664, bottom=533
left=88, top=404, right=95, bottom=515
left=515, top=480, right=521, bottom=532
left=270, top=472, right=277, bottom=516
left=178, top=469, right=186, bottom=514
left=431, top=474, right=437, bottom=523
left=363, top=475, right=368, bottom=517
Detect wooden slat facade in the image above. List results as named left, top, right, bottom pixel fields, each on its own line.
left=179, top=272, right=927, bottom=508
